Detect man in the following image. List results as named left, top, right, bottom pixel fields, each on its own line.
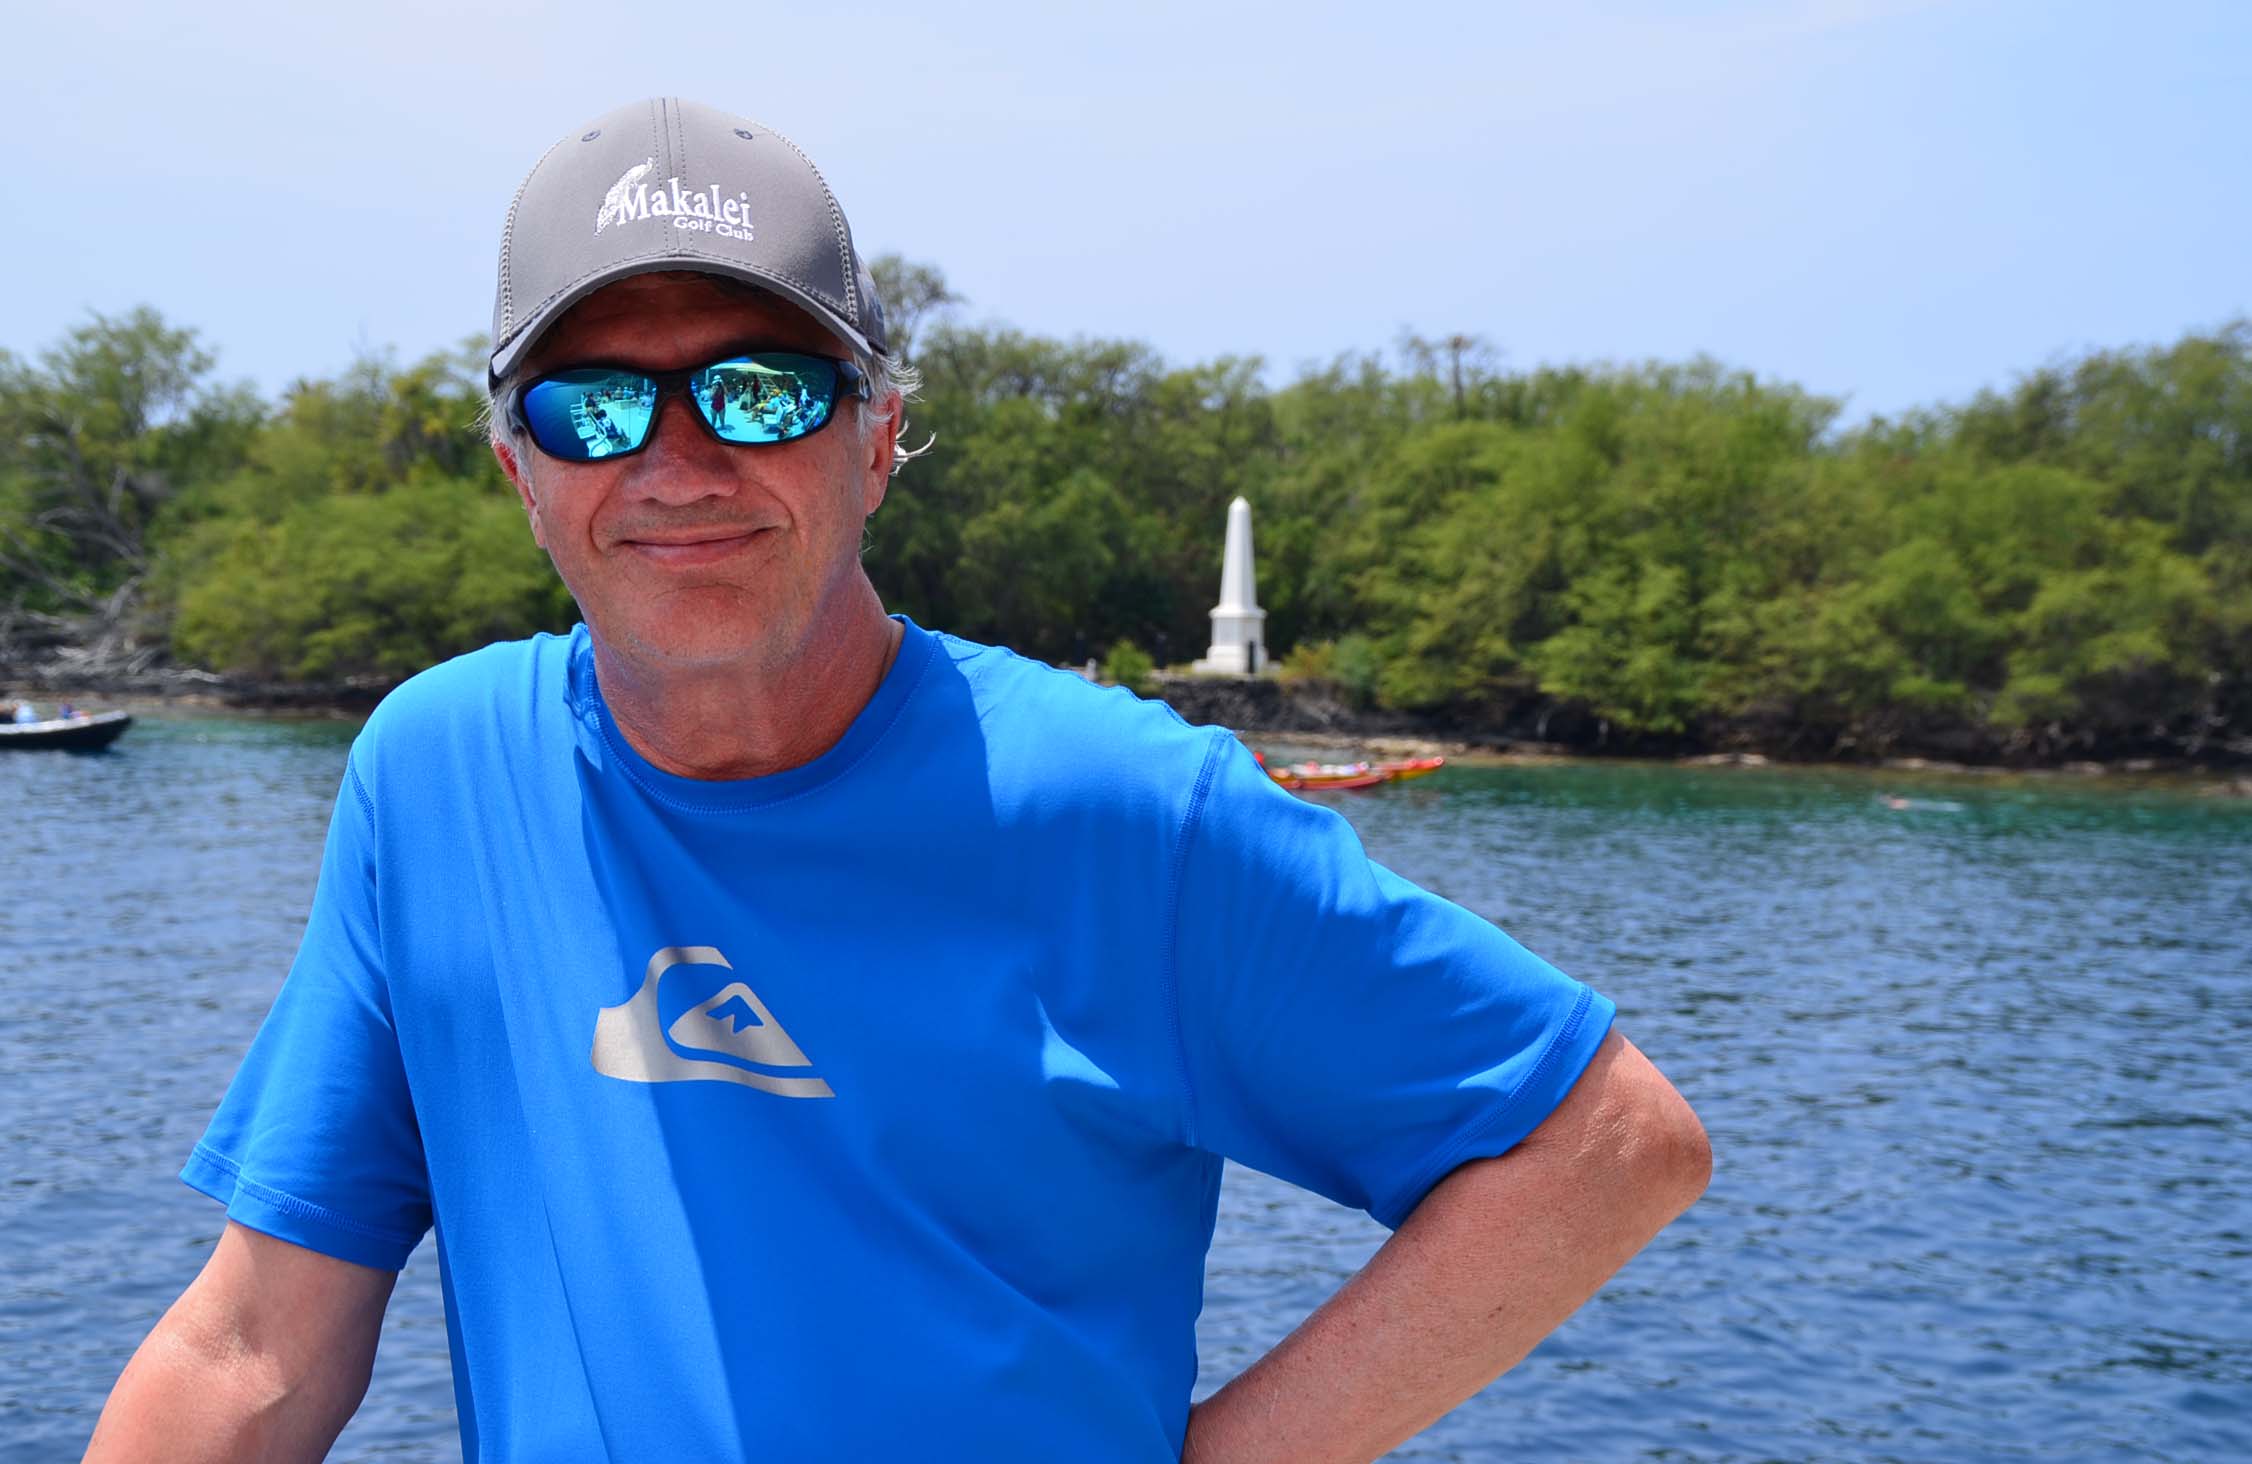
left=88, top=99, right=1708, bottom=1462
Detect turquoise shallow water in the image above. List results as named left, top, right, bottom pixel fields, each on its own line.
left=2, top=713, right=2247, bottom=1461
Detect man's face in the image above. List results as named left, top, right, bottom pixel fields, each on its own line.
left=493, top=271, right=894, bottom=674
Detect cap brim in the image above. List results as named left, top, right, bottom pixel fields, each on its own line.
left=488, top=258, right=878, bottom=387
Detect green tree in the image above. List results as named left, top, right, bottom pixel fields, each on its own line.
left=171, top=473, right=571, bottom=681
left=0, top=308, right=261, bottom=656
left=157, top=338, right=570, bottom=680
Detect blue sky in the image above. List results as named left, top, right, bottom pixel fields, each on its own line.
left=8, top=0, right=2246, bottom=424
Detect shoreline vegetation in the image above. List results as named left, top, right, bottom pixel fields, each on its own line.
left=4, top=259, right=2247, bottom=776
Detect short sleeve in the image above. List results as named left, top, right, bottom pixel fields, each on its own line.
left=181, top=751, right=432, bottom=1270
left=1170, top=735, right=1616, bottom=1229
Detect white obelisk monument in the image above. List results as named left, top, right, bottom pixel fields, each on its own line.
left=1193, top=496, right=1266, bottom=674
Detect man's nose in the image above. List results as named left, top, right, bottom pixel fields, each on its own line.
left=622, top=387, right=735, bottom=498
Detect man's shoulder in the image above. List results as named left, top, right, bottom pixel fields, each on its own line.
left=920, top=628, right=1233, bottom=813
left=929, top=627, right=1215, bottom=752
left=354, top=628, right=580, bottom=770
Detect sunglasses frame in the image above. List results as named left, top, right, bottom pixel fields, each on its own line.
left=506, top=350, right=871, bottom=462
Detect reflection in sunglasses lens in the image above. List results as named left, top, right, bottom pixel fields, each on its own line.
left=523, top=371, right=658, bottom=460
left=698, top=357, right=836, bottom=445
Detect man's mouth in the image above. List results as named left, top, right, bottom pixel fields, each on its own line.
left=621, top=528, right=770, bottom=566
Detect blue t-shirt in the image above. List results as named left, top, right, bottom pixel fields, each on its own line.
left=185, top=618, right=1616, bottom=1462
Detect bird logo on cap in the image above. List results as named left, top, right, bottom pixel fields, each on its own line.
left=596, top=159, right=655, bottom=234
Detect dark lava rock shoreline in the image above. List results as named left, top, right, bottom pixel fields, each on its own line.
left=8, top=651, right=2248, bottom=780
left=1149, top=673, right=2252, bottom=779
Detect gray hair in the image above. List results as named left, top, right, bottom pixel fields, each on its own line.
left=854, top=350, right=935, bottom=475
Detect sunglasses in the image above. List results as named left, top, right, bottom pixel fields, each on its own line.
left=507, top=351, right=870, bottom=462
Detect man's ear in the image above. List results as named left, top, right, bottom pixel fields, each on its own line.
left=859, top=392, right=901, bottom=519
left=493, top=436, right=546, bottom=549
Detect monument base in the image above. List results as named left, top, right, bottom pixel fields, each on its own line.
left=1191, top=643, right=1264, bottom=676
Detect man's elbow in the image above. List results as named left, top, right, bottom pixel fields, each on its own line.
left=1645, top=1095, right=1712, bottom=1219
left=1525, top=1030, right=1712, bottom=1227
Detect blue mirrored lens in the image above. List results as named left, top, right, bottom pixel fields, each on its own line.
left=521, top=370, right=658, bottom=460
left=693, top=355, right=839, bottom=444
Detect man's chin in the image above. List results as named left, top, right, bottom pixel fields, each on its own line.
left=596, top=606, right=792, bottom=674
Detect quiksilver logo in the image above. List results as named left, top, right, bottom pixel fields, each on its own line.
left=595, top=159, right=756, bottom=243
left=591, top=946, right=831, bottom=1097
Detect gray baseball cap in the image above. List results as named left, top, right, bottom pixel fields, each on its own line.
left=488, top=98, right=888, bottom=387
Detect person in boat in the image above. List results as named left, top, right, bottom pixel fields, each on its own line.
left=89, top=98, right=1709, bottom=1464
left=11, top=699, right=38, bottom=724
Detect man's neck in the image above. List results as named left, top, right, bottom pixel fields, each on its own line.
left=590, top=585, right=905, bottom=782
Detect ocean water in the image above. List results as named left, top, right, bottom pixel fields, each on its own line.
left=3, top=712, right=2246, bottom=1461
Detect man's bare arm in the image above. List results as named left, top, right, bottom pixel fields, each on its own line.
left=1182, top=1029, right=1710, bottom=1464
left=84, top=1221, right=396, bottom=1463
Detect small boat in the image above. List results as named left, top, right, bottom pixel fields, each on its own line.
left=1273, top=766, right=1393, bottom=792
left=0, top=710, right=133, bottom=751
left=1260, top=753, right=1447, bottom=793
